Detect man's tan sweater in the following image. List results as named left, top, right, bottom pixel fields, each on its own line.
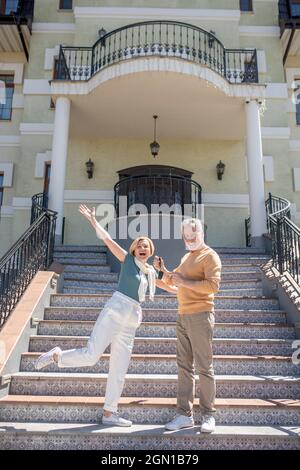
left=169, top=244, right=222, bottom=314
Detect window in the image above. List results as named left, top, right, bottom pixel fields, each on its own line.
left=43, top=163, right=51, bottom=203
left=0, top=75, right=14, bottom=120
left=0, top=1, right=19, bottom=15
left=290, top=1, right=300, bottom=17
left=240, top=0, right=253, bottom=12
left=59, top=0, right=72, bottom=10
left=296, top=82, right=300, bottom=125
left=0, top=173, right=4, bottom=210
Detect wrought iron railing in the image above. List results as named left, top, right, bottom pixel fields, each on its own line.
left=0, top=192, right=57, bottom=329
left=245, top=193, right=291, bottom=246
left=245, top=192, right=299, bottom=284
left=55, top=21, right=258, bottom=84
left=114, top=174, right=202, bottom=218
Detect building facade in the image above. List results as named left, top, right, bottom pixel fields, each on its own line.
left=0, top=0, right=300, bottom=257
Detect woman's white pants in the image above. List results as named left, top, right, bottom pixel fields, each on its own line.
left=57, top=290, right=142, bottom=413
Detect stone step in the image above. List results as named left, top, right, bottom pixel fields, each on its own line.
left=50, top=294, right=280, bottom=310
left=21, top=353, right=300, bottom=376
left=62, top=286, right=264, bottom=297
left=44, top=307, right=287, bottom=324
left=54, top=245, right=107, bottom=253
left=37, top=320, right=295, bottom=340
left=63, top=272, right=119, bottom=282
left=54, top=252, right=107, bottom=261
left=0, top=422, right=298, bottom=450
left=217, top=256, right=269, bottom=265
left=221, top=265, right=261, bottom=272
left=63, top=265, right=112, bottom=273
left=63, top=270, right=262, bottom=281
left=28, top=335, right=294, bottom=356
left=53, top=258, right=108, bottom=266
left=63, top=276, right=263, bottom=290
left=1, top=395, right=299, bottom=427
left=9, top=373, right=300, bottom=400
left=215, top=247, right=267, bottom=255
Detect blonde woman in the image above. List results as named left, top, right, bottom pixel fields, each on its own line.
left=35, top=204, right=176, bottom=427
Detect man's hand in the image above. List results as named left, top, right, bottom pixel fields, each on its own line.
left=171, top=273, right=185, bottom=287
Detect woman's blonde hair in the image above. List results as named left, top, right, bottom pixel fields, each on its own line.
left=129, top=236, right=155, bottom=257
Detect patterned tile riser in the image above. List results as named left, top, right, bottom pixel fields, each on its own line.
left=63, top=265, right=112, bottom=273
left=63, top=280, right=262, bottom=291
left=64, top=273, right=119, bottom=281
left=54, top=259, right=108, bottom=266
left=63, top=288, right=264, bottom=297
left=54, top=253, right=107, bottom=260
left=20, top=357, right=300, bottom=376
left=9, top=378, right=300, bottom=400
left=1, top=404, right=300, bottom=426
left=50, top=296, right=280, bottom=310
left=29, top=338, right=294, bottom=356
left=1, top=434, right=299, bottom=451
left=37, top=323, right=295, bottom=340
left=44, top=309, right=287, bottom=324
left=54, top=245, right=107, bottom=252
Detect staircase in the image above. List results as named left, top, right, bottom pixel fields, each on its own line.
left=0, top=245, right=300, bottom=450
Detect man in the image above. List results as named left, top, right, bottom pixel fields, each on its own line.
left=154, top=218, right=222, bottom=433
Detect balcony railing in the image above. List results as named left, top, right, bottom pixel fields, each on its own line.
left=114, top=174, right=202, bottom=219
left=55, top=21, right=259, bottom=85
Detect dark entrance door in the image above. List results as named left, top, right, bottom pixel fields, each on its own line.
left=114, top=165, right=201, bottom=217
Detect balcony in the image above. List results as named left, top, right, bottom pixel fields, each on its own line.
left=55, top=21, right=259, bottom=85
left=279, top=0, right=300, bottom=61
left=0, top=0, right=34, bottom=60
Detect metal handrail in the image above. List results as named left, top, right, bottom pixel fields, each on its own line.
left=0, top=192, right=57, bottom=329
left=54, top=20, right=258, bottom=84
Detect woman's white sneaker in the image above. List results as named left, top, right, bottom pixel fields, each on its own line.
left=35, top=347, right=61, bottom=370
left=201, top=415, right=215, bottom=433
left=102, top=412, right=132, bottom=427
left=165, top=414, right=194, bottom=431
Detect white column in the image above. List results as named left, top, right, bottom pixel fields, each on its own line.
left=48, top=96, right=71, bottom=242
left=245, top=99, right=268, bottom=247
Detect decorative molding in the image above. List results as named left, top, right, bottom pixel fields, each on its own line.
left=64, top=190, right=114, bottom=203
left=32, top=23, right=76, bottom=33
left=293, top=168, right=300, bottom=192
left=0, top=63, right=23, bottom=84
left=265, top=83, right=288, bottom=99
left=23, top=79, right=51, bottom=95
left=12, top=94, right=24, bottom=108
left=20, top=123, right=54, bottom=135
left=0, top=163, right=14, bottom=187
left=44, top=45, right=60, bottom=70
left=12, top=197, right=32, bottom=209
left=202, top=193, right=249, bottom=207
left=263, top=156, right=274, bottom=182
left=51, top=57, right=266, bottom=100
left=261, top=127, right=290, bottom=139
left=0, top=205, right=13, bottom=217
left=239, top=26, right=280, bottom=37
left=0, top=136, right=21, bottom=147
left=74, top=7, right=241, bottom=21
left=35, top=151, right=52, bottom=178
left=289, top=140, right=300, bottom=152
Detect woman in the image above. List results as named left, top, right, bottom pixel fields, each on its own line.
left=35, top=204, right=176, bottom=427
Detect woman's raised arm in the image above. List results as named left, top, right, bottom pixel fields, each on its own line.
left=79, top=204, right=127, bottom=262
